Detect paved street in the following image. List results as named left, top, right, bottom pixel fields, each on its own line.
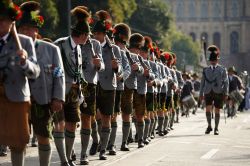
left=1, top=109, right=250, bottom=166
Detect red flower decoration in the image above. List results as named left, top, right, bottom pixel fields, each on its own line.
left=88, top=17, right=94, bottom=24
left=13, top=4, right=22, bottom=20
left=164, top=52, right=171, bottom=61
left=105, top=21, right=112, bottom=30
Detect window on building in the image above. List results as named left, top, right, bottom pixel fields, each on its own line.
left=230, top=31, right=239, bottom=54
left=190, top=32, right=196, bottom=42
left=213, top=32, right=221, bottom=49
left=201, top=0, right=208, bottom=18
left=231, top=0, right=239, bottom=17
left=176, top=0, right=184, bottom=18
left=189, top=1, right=196, bottom=18
left=212, top=1, right=221, bottom=18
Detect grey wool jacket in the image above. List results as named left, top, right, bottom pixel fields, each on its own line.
left=137, top=57, right=155, bottom=95
left=54, top=36, right=84, bottom=95
left=148, top=60, right=159, bottom=93
left=98, top=43, right=123, bottom=90
left=124, top=52, right=144, bottom=90
left=200, top=65, right=229, bottom=96
left=0, top=34, right=40, bottom=102
left=29, top=39, right=65, bottom=105
left=116, top=49, right=131, bottom=91
left=81, top=38, right=105, bottom=85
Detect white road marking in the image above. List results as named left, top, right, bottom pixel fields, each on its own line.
left=233, top=145, right=250, bottom=149
left=200, top=149, right=219, bottom=160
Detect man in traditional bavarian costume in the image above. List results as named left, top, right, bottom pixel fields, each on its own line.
left=118, top=30, right=144, bottom=151
left=200, top=45, right=229, bottom=135
left=54, top=7, right=89, bottom=166
left=18, top=1, right=65, bottom=166
left=171, top=54, right=184, bottom=124
left=150, top=45, right=163, bottom=139
left=227, top=66, right=244, bottom=118
left=180, top=72, right=195, bottom=117
left=68, top=6, right=105, bottom=165
left=162, top=52, right=178, bottom=135
left=157, top=51, right=172, bottom=136
left=130, top=33, right=154, bottom=148
left=0, top=0, right=40, bottom=165
left=192, top=72, right=201, bottom=114
left=140, top=36, right=158, bottom=144
left=92, top=10, right=123, bottom=160
left=107, top=23, right=131, bottom=155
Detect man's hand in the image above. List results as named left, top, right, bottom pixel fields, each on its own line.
left=199, top=95, right=204, bottom=101
left=131, top=63, right=139, bottom=71
left=16, top=49, right=27, bottom=66
left=116, top=75, right=123, bottom=81
left=111, top=59, right=118, bottom=69
left=143, top=68, right=149, bottom=77
left=92, top=56, right=101, bottom=68
left=147, top=80, right=154, bottom=87
left=51, top=99, right=63, bottom=112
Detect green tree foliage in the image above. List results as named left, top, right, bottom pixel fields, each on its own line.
left=71, top=0, right=136, bottom=23
left=163, top=26, right=201, bottom=70
left=129, top=0, right=171, bottom=42
left=108, top=0, right=137, bottom=22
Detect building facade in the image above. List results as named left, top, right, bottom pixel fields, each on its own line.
left=165, top=0, right=250, bottom=73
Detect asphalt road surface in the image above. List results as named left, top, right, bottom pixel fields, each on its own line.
left=1, top=109, right=250, bottom=166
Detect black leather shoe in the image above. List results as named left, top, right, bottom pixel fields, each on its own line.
left=108, top=145, right=116, bottom=155
left=99, top=150, right=107, bottom=160
left=31, top=142, right=37, bottom=147
left=138, top=140, right=145, bottom=148
left=121, top=142, right=130, bottom=151
left=68, top=160, right=76, bottom=166
left=0, top=151, right=7, bottom=157
left=89, top=142, right=99, bottom=155
left=214, top=128, right=219, bottom=135
left=205, top=127, right=213, bottom=134
left=170, top=127, right=174, bottom=130
left=163, top=130, right=169, bottom=135
left=80, top=155, right=89, bottom=165
left=158, top=131, right=164, bottom=136
left=143, top=139, right=150, bottom=145
left=61, top=162, right=70, bottom=166
left=150, top=133, right=155, bottom=139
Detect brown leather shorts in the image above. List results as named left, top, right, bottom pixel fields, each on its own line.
left=205, top=91, right=224, bottom=109
left=133, top=91, right=146, bottom=116
left=54, top=86, right=80, bottom=123
left=121, top=86, right=134, bottom=115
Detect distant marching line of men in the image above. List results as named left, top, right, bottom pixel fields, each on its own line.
left=0, top=1, right=249, bottom=166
